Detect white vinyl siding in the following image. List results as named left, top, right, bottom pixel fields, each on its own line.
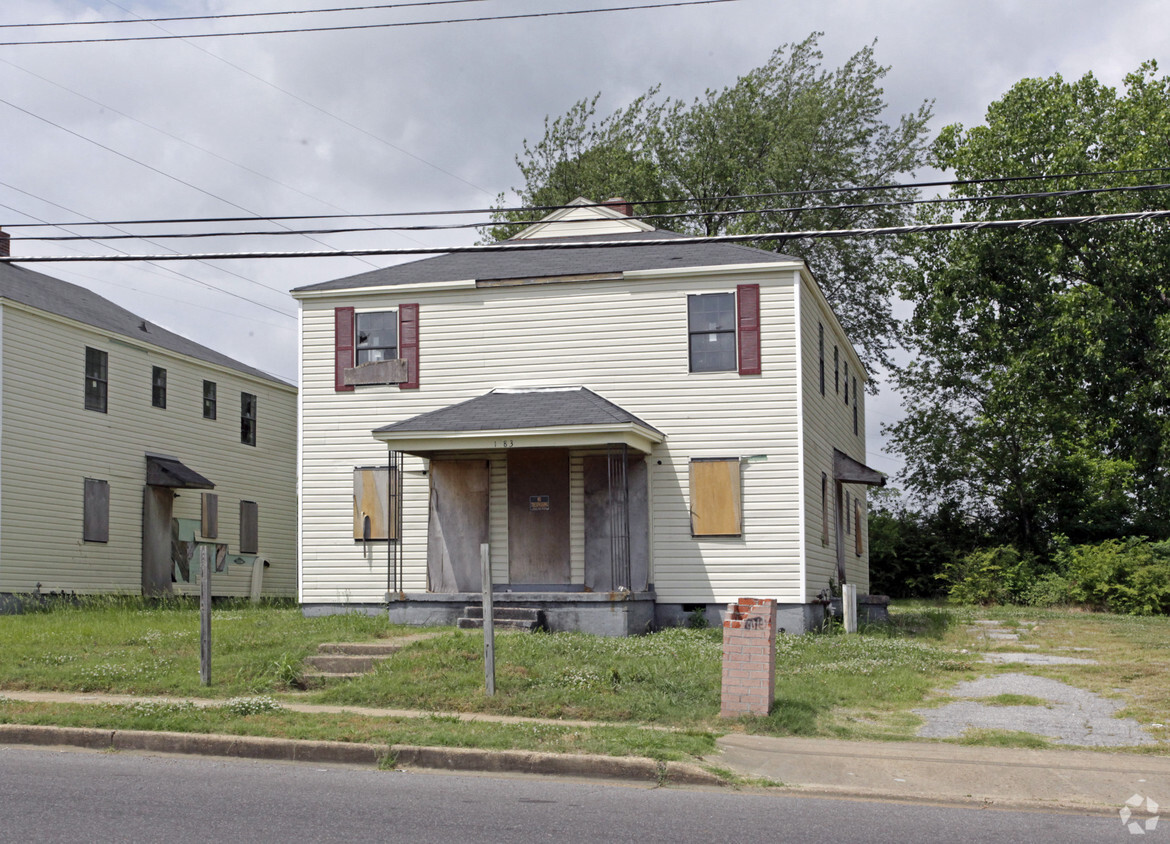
left=299, top=268, right=803, bottom=605
left=0, top=303, right=297, bottom=598
left=798, top=279, right=870, bottom=598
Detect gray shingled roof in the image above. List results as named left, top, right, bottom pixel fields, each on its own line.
left=295, top=230, right=799, bottom=293
left=374, top=387, right=663, bottom=436
left=0, top=261, right=290, bottom=386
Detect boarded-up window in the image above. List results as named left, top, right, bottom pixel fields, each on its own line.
left=83, top=478, right=109, bottom=543
left=689, top=458, right=742, bottom=537
left=354, top=467, right=399, bottom=541
left=855, top=497, right=863, bottom=556
left=239, top=500, right=258, bottom=554
left=201, top=493, right=218, bottom=539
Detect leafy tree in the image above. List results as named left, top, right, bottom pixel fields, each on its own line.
left=491, top=34, right=933, bottom=373
left=890, top=63, right=1170, bottom=552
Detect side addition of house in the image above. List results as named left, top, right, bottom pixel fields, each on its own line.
left=0, top=234, right=297, bottom=607
left=294, top=200, right=882, bottom=633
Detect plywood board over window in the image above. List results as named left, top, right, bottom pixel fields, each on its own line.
left=689, top=458, right=742, bottom=536
left=353, top=467, right=398, bottom=541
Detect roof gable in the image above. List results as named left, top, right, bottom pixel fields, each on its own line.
left=510, top=198, right=654, bottom=240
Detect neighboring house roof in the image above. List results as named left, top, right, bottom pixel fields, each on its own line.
left=293, top=229, right=801, bottom=293
left=0, top=261, right=290, bottom=387
left=372, top=386, right=666, bottom=455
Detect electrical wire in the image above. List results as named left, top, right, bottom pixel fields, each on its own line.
left=12, top=182, right=1170, bottom=243
left=0, top=0, right=738, bottom=46
left=4, top=207, right=1168, bottom=263
left=0, top=0, right=488, bottom=29
left=6, top=166, right=1167, bottom=230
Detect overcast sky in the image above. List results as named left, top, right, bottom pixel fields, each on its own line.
left=2, top=0, right=1167, bottom=481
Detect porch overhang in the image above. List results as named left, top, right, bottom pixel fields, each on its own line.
left=371, top=386, right=667, bottom=456
left=145, top=453, right=215, bottom=489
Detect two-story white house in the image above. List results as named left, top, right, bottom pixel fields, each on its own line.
left=294, top=200, right=883, bottom=634
left=0, top=233, right=297, bottom=608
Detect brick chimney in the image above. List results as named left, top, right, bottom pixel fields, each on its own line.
left=0, top=228, right=9, bottom=258
left=602, top=197, right=633, bottom=217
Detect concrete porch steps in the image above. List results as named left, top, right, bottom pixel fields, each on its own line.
left=299, top=634, right=438, bottom=688
left=456, top=606, right=545, bottom=632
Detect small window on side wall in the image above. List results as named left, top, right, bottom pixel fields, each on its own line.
left=689, top=458, right=742, bottom=536
left=356, top=311, right=398, bottom=364
left=151, top=366, right=167, bottom=409
left=688, top=293, right=737, bottom=372
left=203, top=381, right=217, bottom=419
left=239, top=500, right=258, bottom=554
left=241, top=392, right=256, bottom=446
left=83, top=478, right=109, bottom=543
left=85, top=347, right=108, bottom=413
left=353, top=467, right=399, bottom=541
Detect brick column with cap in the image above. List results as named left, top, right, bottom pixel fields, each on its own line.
left=720, top=597, right=777, bottom=718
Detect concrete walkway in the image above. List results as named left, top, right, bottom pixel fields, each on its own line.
left=2, top=689, right=1167, bottom=811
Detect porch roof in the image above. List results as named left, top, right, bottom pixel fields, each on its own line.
left=372, top=386, right=666, bottom=455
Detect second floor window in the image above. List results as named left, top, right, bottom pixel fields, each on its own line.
left=151, top=366, right=167, bottom=408
left=85, top=347, right=108, bottom=413
left=203, top=381, right=217, bottom=419
left=356, top=311, right=397, bottom=364
left=241, top=392, right=256, bottom=446
left=688, top=293, right=737, bottom=372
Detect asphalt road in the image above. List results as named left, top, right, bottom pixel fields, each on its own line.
left=0, top=746, right=1129, bottom=843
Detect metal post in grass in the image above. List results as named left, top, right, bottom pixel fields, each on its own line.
left=481, top=543, right=495, bottom=696
left=200, top=545, right=212, bottom=686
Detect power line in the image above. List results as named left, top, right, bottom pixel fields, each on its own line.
left=13, top=182, right=1170, bottom=243
left=7, top=166, right=1167, bottom=230
left=0, top=0, right=488, bottom=29
left=5, top=207, right=1168, bottom=263
left=0, top=0, right=737, bottom=46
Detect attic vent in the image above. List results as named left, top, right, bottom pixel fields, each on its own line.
left=0, top=229, right=9, bottom=258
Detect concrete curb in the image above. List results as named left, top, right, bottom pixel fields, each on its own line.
left=0, top=724, right=721, bottom=787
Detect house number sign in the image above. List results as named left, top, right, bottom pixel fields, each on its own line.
left=529, top=495, right=550, bottom=512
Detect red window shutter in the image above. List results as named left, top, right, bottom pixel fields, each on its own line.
left=399, top=303, right=419, bottom=389
left=737, top=283, right=761, bottom=375
left=334, top=306, right=355, bottom=392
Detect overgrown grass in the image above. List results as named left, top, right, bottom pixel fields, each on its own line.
left=0, top=596, right=402, bottom=697
left=0, top=697, right=714, bottom=762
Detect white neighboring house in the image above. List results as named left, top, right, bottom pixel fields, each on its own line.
left=293, top=200, right=884, bottom=634
left=0, top=234, right=297, bottom=607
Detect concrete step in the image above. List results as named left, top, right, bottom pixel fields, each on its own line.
left=317, top=641, right=405, bottom=656
left=456, top=617, right=541, bottom=632
left=462, top=606, right=543, bottom=623
left=298, top=671, right=366, bottom=689
left=303, top=654, right=386, bottom=674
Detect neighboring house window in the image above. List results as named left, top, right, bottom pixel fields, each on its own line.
left=356, top=311, right=397, bottom=364
left=83, top=478, right=109, bottom=543
left=689, top=458, right=742, bottom=536
left=151, top=366, right=167, bottom=409
left=821, top=472, right=829, bottom=545
left=203, top=381, right=217, bottom=419
left=239, top=500, right=259, bottom=554
left=818, top=323, right=825, bottom=394
left=85, top=347, right=108, bottom=412
left=201, top=492, right=218, bottom=539
left=241, top=392, right=256, bottom=446
left=688, top=293, right=736, bottom=372
left=834, top=346, right=839, bottom=394
left=686, top=285, right=761, bottom=375
left=353, top=466, right=399, bottom=541
left=844, top=362, right=850, bottom=405
left=853, top=377, right=859, bottom=436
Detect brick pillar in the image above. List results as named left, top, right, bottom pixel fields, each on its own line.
left=720, top=597, right=777, bottom=718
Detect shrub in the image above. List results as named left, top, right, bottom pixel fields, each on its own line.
left=1057, top=538, right=1170, bottom=616
left=941, top=545, right=1035, bottom=605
